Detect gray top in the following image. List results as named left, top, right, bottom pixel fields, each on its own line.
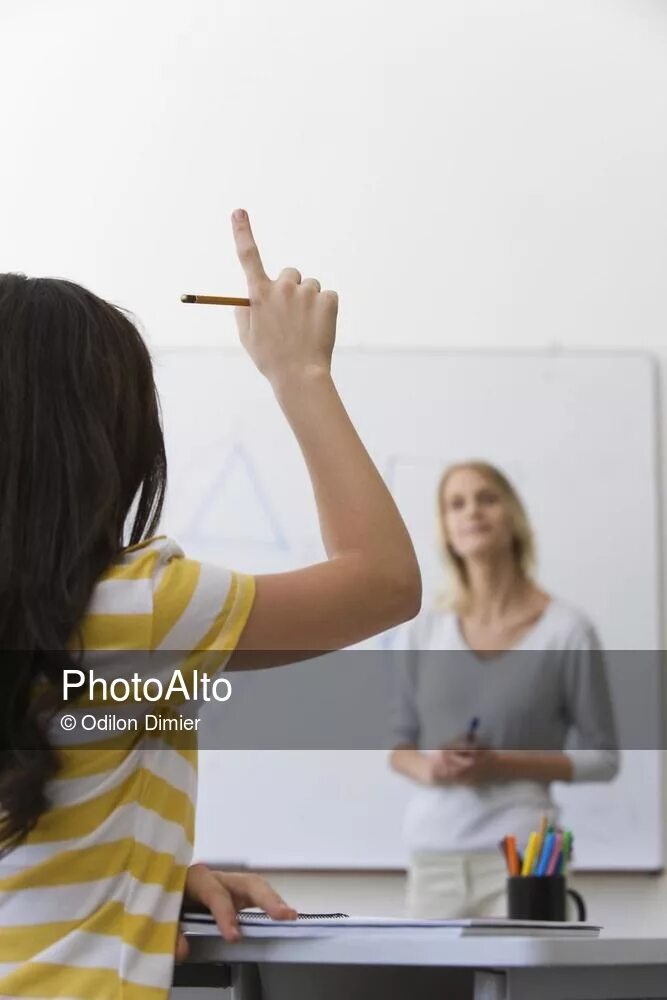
left=390, top=600, right=620, bottom=852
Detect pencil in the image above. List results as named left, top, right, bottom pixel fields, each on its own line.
left=181, top=294, right=251, bottom=307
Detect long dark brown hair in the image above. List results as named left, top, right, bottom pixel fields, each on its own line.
left=0, top=274, right=167, bottom=853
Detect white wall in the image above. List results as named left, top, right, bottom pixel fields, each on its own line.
left=2, top=0, right=667, bottom=934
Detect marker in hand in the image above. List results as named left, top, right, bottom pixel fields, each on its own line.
left=466, top=717, right=480, bottom=744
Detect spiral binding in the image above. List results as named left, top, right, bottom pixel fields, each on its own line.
left=239, top=910, right=350, bottom=921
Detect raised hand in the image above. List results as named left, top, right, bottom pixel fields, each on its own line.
left=231, top=209, right=338, bottom=385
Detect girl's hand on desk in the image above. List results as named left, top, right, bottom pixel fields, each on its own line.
left=175, top=864, right=297, bottom=961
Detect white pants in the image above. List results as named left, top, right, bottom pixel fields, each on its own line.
left=406, top=850, right=507, bottom=918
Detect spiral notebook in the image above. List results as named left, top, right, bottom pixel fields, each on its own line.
left=182, top=910, right=601, bottom=938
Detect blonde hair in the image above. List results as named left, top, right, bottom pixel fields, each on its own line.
left=436, top=460, right=536, bottom=613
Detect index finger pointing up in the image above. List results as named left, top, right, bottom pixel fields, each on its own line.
left=232, top=209, right=268, bottom=289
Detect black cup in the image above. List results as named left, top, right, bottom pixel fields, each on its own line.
left=507, top=876, right=587, bottom=921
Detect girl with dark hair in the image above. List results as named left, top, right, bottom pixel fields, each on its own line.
left=0, top=210, right=421, bottom=998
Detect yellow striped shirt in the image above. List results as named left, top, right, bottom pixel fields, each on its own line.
left=0, top=536, right=255, bottom=999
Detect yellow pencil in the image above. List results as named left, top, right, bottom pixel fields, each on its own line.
left=181, top=294, right=250, bottom=307
left=522, top=832, right=539, bottom=876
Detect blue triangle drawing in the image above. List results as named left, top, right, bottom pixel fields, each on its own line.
left=185, top=443, right=289, bottom=551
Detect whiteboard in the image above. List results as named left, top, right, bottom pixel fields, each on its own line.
left=152, top=348, right=663, bottom=871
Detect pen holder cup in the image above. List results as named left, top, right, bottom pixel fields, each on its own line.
left=507, top=876, right=586, bottom=922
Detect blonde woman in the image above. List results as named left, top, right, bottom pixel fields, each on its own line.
left=389, top=461, right=619, bottom=918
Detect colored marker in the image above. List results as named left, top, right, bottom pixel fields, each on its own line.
left=559, top=831, right=573, bottom=874
left=546, top=832, right=563, bottom=876
left=522, top=832, right=539, bottom=876
left=536, top=831, right=555, bottom=876
left=535, top=812, right=548, bottom=851
left=560, top=830, right=574, bottom=875
left=506, top=835, right=521, bottom=876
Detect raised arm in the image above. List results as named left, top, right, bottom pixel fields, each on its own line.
left=226, top=211, right=421, bottom=668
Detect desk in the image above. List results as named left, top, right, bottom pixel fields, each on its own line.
left=180, top=925, right=667, bottom=1000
